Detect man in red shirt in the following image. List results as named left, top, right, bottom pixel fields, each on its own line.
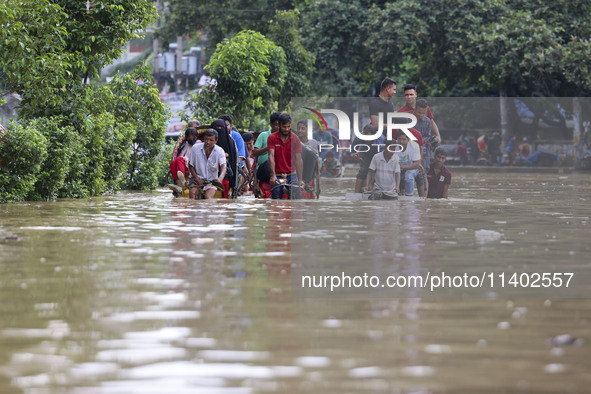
left=268, top=113, right=304, bottom=199
left=398, top=84, right=441, bottom=145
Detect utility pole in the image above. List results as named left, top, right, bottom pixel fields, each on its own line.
left=499, top=84, right=510, bottom=144
left=573, top=97, right=583, bottom=169
left=153, top=38, right=160, bottom=72
left=176, top=36, right=183, bottom=91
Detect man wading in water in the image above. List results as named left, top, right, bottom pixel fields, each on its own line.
left=364, top=139, right=401, bottom=200
left=427, top=147, right=451, bottom=199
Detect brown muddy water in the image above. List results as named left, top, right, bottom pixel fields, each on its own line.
left=0, top=171, right=590, bottom=393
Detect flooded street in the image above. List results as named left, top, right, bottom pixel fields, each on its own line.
left=1, top=170, right=590, bottom=393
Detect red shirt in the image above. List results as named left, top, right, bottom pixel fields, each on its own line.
left=409, top=128, right=423, bottom=147
left=267, top=131, right=302, bottom=174
left=395, top=128, right=423, bottom=146
left=398, top=103, right=434, bottom=120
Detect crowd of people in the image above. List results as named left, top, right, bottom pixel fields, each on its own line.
left=168, top=112, right=313, bottom=199
left=167, top=78, right=451, bottom=200
left=354, top=79, right=451, bottom=199
left=456, top=130, right=546, bottom=167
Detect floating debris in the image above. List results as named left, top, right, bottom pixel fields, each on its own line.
left=401, top=365, right=436, bottom=377
left=546, top=334, right=584, bottom=347
left=544, top=363, right=565, bottom=374
left=475, top=229, right=502, bottom=244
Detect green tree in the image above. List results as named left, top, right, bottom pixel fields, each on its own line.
left=23, top=117, right=78, bottom=201
left=0, top=0, right=158, bottom=117
left=301, top=0, right=372, bottom=96
left=86, top=65, right=168, bottom=190
left=0, top=0, right=71, bottom=115
left=187, top=30, right=287, bottom=128
left=156, top=3, right=313, bottom=110
left=0, top=122, right=48, bottom=203
left=267, top=10, right=315, bottom=109
left=363, top=0, right=591, bottom=142
left=366, top=0, right=591, bottom=97
left=0, top=1, right=167, bottom=201
left=155, top=0, right=295, bottom=54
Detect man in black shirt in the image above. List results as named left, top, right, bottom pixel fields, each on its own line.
left=369, top=78, right=397, bottom=133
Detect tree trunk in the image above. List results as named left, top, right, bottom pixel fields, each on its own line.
left=176, top=36, right=183, bottom=73
left=499, top=84, right=510, bottom=144
left=153, top=38, right=160, bottom=73
left=83, top=68, right=90, bottom=84
left=572, top=97, right=583, bottom=169
left=176, top=36, right=183, bottom=91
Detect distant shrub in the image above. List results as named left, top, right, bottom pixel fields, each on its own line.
left=19, top=117, right=76, bottom=201
left=57, top=113, right=135, bottom=198
left=158, top=140, right=176, bottom=186
left=0, top=121, right=48, bottom=202
left=97, top=65, right=168, bottom=190
left=1, top=65, right=168, bottom=203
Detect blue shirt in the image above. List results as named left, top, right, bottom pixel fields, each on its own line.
left=231, top=130, right=247, bottom=159
left=312, top=130, right=333, bottom=146
left=414, top=115, right=431, bottom=144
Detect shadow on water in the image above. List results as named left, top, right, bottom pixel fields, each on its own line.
left=0, top=172, right=590, bottom=393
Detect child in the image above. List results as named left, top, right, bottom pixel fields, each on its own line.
left=365, top=139, right=401, bottom=199
left=426, top=147, right=451, bottom=199
left=395, top=130, right=425, bottom=196
left=321, top=151, right=342, bottom=177
left=242, top=132, right=255, bottom=169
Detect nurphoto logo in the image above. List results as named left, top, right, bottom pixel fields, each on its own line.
left=304, top=107, right=418, bottom=153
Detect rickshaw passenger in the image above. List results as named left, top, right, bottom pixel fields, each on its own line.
left=168, top=127, right=199, bottom=194
left=211, top=119, right=238, bottom=196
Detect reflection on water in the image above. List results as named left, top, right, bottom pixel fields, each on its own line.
left=0, top=172, right=590, bottom=393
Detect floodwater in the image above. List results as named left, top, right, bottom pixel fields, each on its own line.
left=0, top=171, right=590, bottom=393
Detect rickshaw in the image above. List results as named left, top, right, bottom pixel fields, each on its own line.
left=252, top=143, right=321, bottom=199
left=169, top=123, right=239, bottom=199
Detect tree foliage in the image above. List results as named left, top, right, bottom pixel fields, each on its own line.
left=88, top=65, right=168, bottom=190
left=267, top=10, right=315, bottom=109
left=187, top=30, right=287, bottom=128
left=155, top=0, right=295, bottom=54
left=0, top=0, right=71, bottom=115
left=157, top=3, right=313, bottom=113
left=301, top=0, right=372, bottom=96
left=0, top=1, right=167, bottom=202
left=23, top=117, right=79, bottom=201
left=0, top=0, right=158, bottom=117
left=0, top=121, right=48, bottom=203
left=365, top=0, right=591, bottom=96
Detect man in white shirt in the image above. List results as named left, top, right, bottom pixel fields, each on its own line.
left=395, top=130, right=425, bottom=196
left=188, top=129, right=227, bottom=199
left=365, top=139, right=401, bottom=200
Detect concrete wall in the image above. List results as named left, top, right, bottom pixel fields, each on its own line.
left=535, top=140, right=574, bottom=166
left=0, top=94, right=20, bottom=126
